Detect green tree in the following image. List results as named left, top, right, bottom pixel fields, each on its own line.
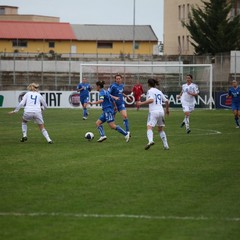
left=183, top=0, right=240, bottom=55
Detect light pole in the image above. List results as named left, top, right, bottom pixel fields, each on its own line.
left=132, top=0, right=136, bottom=58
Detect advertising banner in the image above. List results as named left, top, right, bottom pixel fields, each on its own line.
left=0, top=90, right=228, bottom=109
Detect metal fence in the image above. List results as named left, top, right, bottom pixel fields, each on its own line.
left=0, top=52, right=239, bottom=93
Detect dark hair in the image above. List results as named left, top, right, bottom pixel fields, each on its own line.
left=187, top=74, right=193, bottom=79
left=115, top=74, right=122, bottom=79
left=148, top=78, right=159, bottom=87
left=96, top=80, right=105, bottom=88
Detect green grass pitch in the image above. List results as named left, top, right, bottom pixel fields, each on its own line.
left=0, top=108, right=240, bottom=240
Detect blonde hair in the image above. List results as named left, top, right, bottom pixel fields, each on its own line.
left=27, top=83, right=39, bottom=91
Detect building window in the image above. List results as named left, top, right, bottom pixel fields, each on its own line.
left=97, top=42, right=113, bottom=49
left=182, top=36, right=185, bottom=52
left=12, top=39, right=28, bottom=47
left=178, top=5, right=181, bottom=20
left=134, top=42, right=140, bottom=50
left=183, top=4, right=185, bottom=20
left=187, top=4, right=190, bottom=17
left=0, top=7, right=5, bottom=15
left=178, top=36, right=181, bottom=53
left=187, top=36, right=190, bottom=51
left=49, top=41, right=55, bottom=48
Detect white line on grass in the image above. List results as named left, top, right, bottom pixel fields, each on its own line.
left=0, top=212, right=239, bottom=222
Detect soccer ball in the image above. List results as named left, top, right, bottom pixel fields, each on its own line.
left=85, top=132, right=94, bottom=141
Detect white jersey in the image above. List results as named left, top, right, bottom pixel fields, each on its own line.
left=14, top=91, right=47, bottom=113
left=181, top=83, right=199, bottom=106
left=147, top=87, right=168, bottom=113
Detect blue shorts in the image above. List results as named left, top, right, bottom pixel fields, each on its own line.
left=80, top=96, right=89, bottom=106
left=232, top=102, right=240, bottom=111
left=116, top=102, right=126, bottom=112
left=99, top=108, right=115, bottom=123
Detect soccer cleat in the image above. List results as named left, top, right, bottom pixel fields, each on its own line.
left=97, top=136, right=107, bottom=142
left=144, top=141, right=155, bottom=150
left=20, top=137, right=27, bottom=142
left=83, top=117, right=87, bottom=120
left=48, top=140, right=53, bottom=144
left=236, top=126, right=240, bottom=128
left=164, top=145, right=170, bottom=150
left=125, top=132, right=131, bottom=143
left=180, top=122, right=185, bottom=128
left=186, top=128, right=191, bottom=134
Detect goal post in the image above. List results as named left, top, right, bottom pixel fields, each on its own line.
left=80, top=63, right=214, bottom=109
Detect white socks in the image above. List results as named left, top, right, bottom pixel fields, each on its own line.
left=41, top=128, right=51, bottom=142
left=147, top=129, right=153, bottom=143
left=22, top=122, right=27, bottom=137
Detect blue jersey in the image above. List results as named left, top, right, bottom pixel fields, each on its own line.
left=108, top=82, right=126, bottom=111
left=108, top=82, right=124, bottom=102
left=77, top=83, right=91, bottom=98
left=228, top=86, right=240, bottom=104
left=99, top=89, right=114, bottom=111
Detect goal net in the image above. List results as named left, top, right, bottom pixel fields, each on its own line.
left=80, top=63, right=214, bottom=109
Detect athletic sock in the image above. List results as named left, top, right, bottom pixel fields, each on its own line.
left=147, top=129, right=153, bottom=143
left=123, top=119, right=129, bottom=132
left=22, top=122, right=27, bottom=137
left=235, top=116, right=239, bottom=126
left=41, top=128, right=51, bottom=142
left=83, top=108, right=87, bottom=117
left=160, top=131, right=169, bottom=147
left=97, top=125, right=105, bottom=136
left=116, top=125, right=127, bottom=135
left=185, top=116, right=190, bottom=129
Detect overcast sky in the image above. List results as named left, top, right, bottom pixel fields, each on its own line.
left=1, top=0, right=163, bottom=41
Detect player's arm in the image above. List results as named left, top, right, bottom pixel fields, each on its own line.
left=137, top=98, right=153, bottom=106
left=8, top=95, right=27, bottom=114
left=165, top=100, right=170, bottom=116
left=110, top=94, right=119, bottom=101
left=177, top=90, right=183, bottom=99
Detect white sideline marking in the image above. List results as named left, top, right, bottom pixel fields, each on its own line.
left=167, top=128, right=222, bottom=137
left=0, top=212, right=239, bottom=222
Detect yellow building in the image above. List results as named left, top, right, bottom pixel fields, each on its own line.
left=164, top=0, right=240, bottom=55
left=0, top=5, right=158, bottom=56
left=163, top=0, right=203, bottom=55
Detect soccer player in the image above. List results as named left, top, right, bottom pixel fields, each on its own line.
left=137, top=78, right=170, bottom=150
left=177, top=74, right=199, bottom=134
left=8, top=83, right=53, bottom=144
left=131, top=80, right=144, bottom=110
left=108, top=74, right=130, bottom=134
left=226, top=79, right=240, bottom=128
left=89, top=80, right=130, bottom=143
left=77, top=77, right=92, bottom=120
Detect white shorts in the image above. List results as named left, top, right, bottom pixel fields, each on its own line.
left=147, top=111, right=165, bottom=127
left=182, top=105, right=195, bottom=113
left=23, top=112, right=44, bottom=124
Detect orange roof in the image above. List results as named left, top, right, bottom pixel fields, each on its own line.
left=0, top=21, right=77, bottom=40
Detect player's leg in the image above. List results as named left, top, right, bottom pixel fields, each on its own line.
left=157, top=114, right=169, bottom=150
left=135, top=95, right=140, bottom=110
left=233, top=108, right=240, bottom=128
left=20, top=112, right=31, bottom=142
left=107, top=112, right=130, bottom=142
left=96, top=114, right=107, bottom=142
left=119, top=109, right=130, bottom=132
left=158, top=126, right=169, bottom=150
left=38, top=124, right=53, bottom=143
left=21, top=119, right=28, bottom=142
left=82, top=98, right=88, bottom=120
left=182, top=106, right=191, bottom=133
left=145, top=112, right=156, bottom=150
left=35, top=112, right=52, bottom=143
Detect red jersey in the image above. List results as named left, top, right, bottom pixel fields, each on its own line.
left=132, top=84, right=144, bottom=101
